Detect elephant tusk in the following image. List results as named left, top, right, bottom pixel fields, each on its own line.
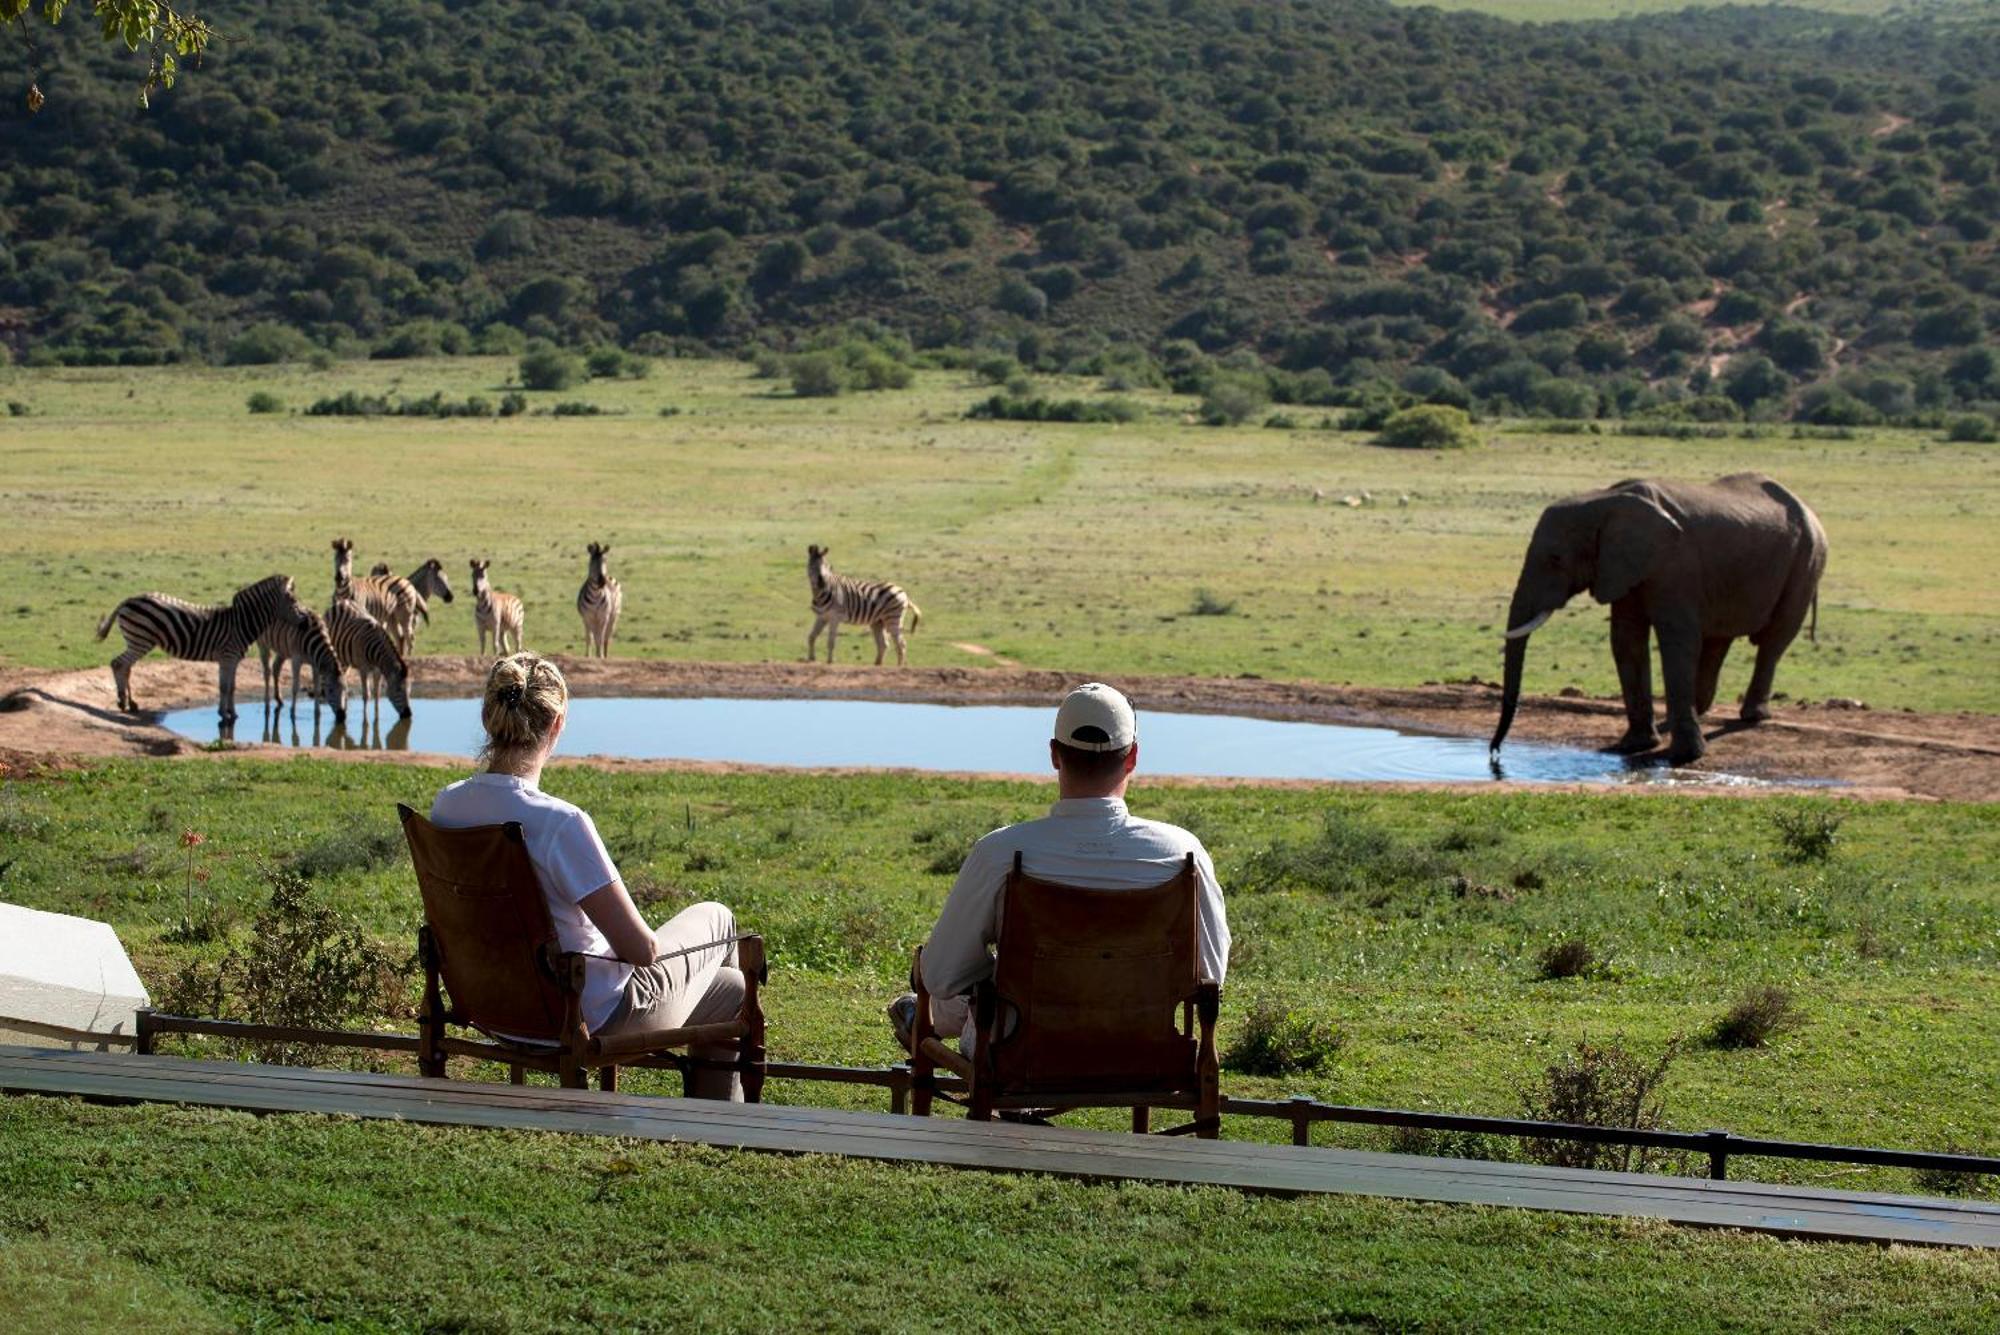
left=1502, top=611, right=1552, bottom=640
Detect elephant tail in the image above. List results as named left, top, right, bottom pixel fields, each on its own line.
left=1810, top=592, right=1818, bottom=645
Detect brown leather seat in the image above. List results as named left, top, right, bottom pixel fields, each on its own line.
left=398, top=803, right=765, bottom=1097
left=910, top=851, right=1220, bottom=1137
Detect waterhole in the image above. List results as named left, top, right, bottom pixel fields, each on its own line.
left=160, top=695, right=1793, bottom=786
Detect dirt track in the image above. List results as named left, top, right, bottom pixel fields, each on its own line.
left=2, top=656, right=1996, bottom=801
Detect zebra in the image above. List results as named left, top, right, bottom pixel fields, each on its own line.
left=95, top=574, right=300, bottom=722
left=805, top=544, right=922, bottom=666
left=576, top=542, right=623, bottom=658
left=370, top=558, right=454, bottom=653
left=324, top=598, right=412, bottom=723
left=331, top=538, right=422, bottom=655
left=256, top=604, right=347, bottom=724
left=470, top=559, right=525, bottom=656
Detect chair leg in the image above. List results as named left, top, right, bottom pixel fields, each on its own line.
left=559, top=1055, right=586, bottom=1090
left=599, top=1064, right=618, bottom=1093
left=1132, top=1106, right=1150, bottom=1134
left=509, top=1064, right=525, bottom=1086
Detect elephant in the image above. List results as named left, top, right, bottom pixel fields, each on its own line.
left=1490, top=473, right=1827, bottom=765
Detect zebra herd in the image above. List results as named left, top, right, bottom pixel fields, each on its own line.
left=94, top=539, right=627, bottom=727
left=94, top=539, right=916, bottom=730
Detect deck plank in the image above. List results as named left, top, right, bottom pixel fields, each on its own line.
left=2, top=1046, right=1993, bottom=1248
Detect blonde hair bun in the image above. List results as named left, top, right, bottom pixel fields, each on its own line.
left=479, top=653, right=568, bottom=761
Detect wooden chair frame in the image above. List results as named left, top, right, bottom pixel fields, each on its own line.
left=398, top=803, right=766, bottom=1098
left=908, top=852, right=1220, bottom=1138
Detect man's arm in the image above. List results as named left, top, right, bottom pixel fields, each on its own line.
left=1193, top=845, right=1231, bottom=986
left=920, top=837, right=1005, bottom=999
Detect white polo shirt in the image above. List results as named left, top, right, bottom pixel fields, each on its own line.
left=429, top=772, right=630, bottom=1032
left=921, top=796, right=1231, bottom=1006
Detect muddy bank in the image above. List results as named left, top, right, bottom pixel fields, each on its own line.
left=2, top=656, right=1995, bottom=801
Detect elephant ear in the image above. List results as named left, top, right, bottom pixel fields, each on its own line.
left=1592, top=492, right=1684, bottom=605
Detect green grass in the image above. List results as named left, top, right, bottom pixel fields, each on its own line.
left=2, top=358, right=1995, bottom=712
left=6, top=1099, right=1998, bottom=1333
left=4, top=759, right=1994, bottom=1178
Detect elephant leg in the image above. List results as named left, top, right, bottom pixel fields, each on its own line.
left=1656, top=621, right=1706, bottom=764
left=1742, top=630, right=1799, bottom=724
left=1695, top=637, right=1732, bottom=716
left=1607, top=607, right=1658, bottom=753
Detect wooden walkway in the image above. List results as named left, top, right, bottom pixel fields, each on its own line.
left=4, top=1045, right=1995, bottom=1249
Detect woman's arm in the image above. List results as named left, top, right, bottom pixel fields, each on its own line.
left=578, top=881, right=658, bottom=966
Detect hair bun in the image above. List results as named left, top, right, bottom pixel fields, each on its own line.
left=499, top=683, right=525, bottom=707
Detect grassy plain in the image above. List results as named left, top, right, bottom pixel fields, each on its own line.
left=3, top=356, right=1996, bottom=1327
left=2, top=758, right=1998, bottom=1327
left=1, top=357, right=1995, bottom=712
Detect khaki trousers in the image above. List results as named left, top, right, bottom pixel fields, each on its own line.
left=600, top=901, right=744, bottom=1101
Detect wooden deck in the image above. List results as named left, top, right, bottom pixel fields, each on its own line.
left=4, top=1045, right=1995, bottom=1249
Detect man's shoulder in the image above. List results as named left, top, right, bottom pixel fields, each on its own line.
left=1118, top=811, right=1208, bottom=854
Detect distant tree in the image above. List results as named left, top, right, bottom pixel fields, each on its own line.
left=1724, top=355, right=1791, bottom=412
left=224, top=322, right=313, bottom=366
left=1377, top=404, right=1476, bottom=449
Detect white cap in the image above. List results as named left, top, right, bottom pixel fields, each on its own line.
left=1053, top=683, right=1136, bottom=752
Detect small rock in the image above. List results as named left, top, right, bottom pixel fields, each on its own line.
left=1341, top=494, right=1363, bottom=507
left=1826, top=697, right=1867, bottom=710
left=1398, top=493, right=1411, bottom=505
left=1311, top=488, right=1324, bottom=503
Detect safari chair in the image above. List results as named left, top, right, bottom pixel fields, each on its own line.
left=909, top=851, right=1220, bottom=1138
left=396, top=804, right=766, bottom=1098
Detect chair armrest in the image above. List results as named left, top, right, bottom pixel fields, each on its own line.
left=917, top=1036, right=974, bottom=1081
left=588, top=1019, right=748, bottom=1060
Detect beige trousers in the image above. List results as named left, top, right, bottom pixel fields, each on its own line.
left=600, top=901, right=744, bottom=1101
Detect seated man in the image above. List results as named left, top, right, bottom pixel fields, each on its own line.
left=890, top=682, right=1230, bottom=1054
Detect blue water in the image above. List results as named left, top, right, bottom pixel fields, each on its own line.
left=160, top=695, right=1765, bottom=786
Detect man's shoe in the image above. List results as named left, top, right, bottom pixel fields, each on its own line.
left=886, top=992, right=918, bottom=1053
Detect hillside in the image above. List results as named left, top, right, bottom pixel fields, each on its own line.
left=2, top=0, right=1996, bottom=422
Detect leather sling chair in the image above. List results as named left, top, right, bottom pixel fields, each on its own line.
left=398, top=804, right=766, bottom=1097
left=909, top=851, right=1220, bottom=1137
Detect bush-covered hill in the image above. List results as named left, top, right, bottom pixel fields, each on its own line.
left=3, top=0, right=1996, bottom=421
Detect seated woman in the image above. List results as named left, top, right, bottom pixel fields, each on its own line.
left=431, top=652, right=747, bottom=1099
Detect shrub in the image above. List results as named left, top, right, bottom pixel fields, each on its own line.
left=1707, top=985, right=1801, bottom=1050
left=1518, top=1037, right=1681, bottom=1172
left=245, top=391, right=285, bottom=415
left=1772, top=806, right=1842, bottom=863
left=1945, top=414, right=1998, bottom=443
left=788, top=351, right=847, bottom=397
left=225, top=322, right=314, bottom=366
left=586, top=346, right=649, bottom=380
left=1188, top=588, right=1236, bottom=617
left=6, top=400, right=29, bottom=417
left=499, top=392, right=529, bottom=417
left=520, top=347, right=583, bottom=391
left=965, top=394, right=1140, bottom=424
left=1536, top=937, right=1596, bottom=980
left=551, top=401, right=604, bottom=416
left=159, top=867, right=407, bottom=1065
left=1198, top=375, right=1268, bottom=426
left=1223, top=998, right=1343, bottom=1076
left=973, top=354, right=1021, bottom=385
left=1377, top=404, right=1475, bottom=449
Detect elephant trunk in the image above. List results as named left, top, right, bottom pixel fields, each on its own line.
left=1491, top=634, right=1529, bottom=757
left=1491, top=588, right=1544, bottom=756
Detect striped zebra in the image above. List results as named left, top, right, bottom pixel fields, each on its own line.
left=95, top=574, right=299, bottom=722
left=805, top=544, right=922, bottom=666
left=324, top=599, right=412, bottom=722
left=256, top=605, right=347, bottom=724
left=576, top=542, right=623, bottom=658
left=370, top=558, right=455, bottom=653
left=331, top=538, right=422, bottom=655
left=470, top=559, right=525, bottom=656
